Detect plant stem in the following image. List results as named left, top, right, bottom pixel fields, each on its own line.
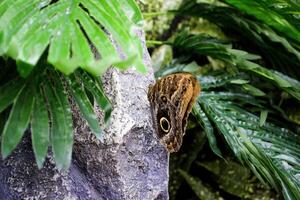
left=146, top=40, right=164, bottom=47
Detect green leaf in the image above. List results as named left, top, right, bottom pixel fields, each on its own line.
left=224, top=0, right=300, bottom=43
left=171, top=33, right=300, bottom=102
left=31, top=86, right=49, bottom=169
left=200, top=92, right=300, bottom=199
left=242, top=84, right=266, bottom=97
left=0, top=0, right=146, bottom=76
left=1, top=79, right=35, bottom=158
left=259, top=110, right=268, bottom=127
left=77, top=71, right=112, bottom=124
left=43, top=71, right=73, bottom=170
left=118, top=0, right=143, bottom=24
left=0, top=77, right=25, bottom=112
left=192, top=103, right=222, bottom=158
left=0, top=64, right=114, bottom=170
left=230, top=79, right=249, bottom=84
left=16, top=60, right=35, bottom=78
left=239, top=61, right=300, bottom=101
left=199, top=73, right=250, bottom=90
left=67, top=73, right=103, bottom=141
left=175, top=1, right=300, bottom=78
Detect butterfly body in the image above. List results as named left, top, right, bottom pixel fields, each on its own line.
left=148, top=73, right=200, bottom=152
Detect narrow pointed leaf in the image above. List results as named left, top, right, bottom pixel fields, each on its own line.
left=259, top=110, right=268, bottom=127
left=0, top=77, right=25, bottom=112
left=224, top=0, right=300, bottom=43
left=192, top=103, right=222, bottom=158
left=77, top=71, right=112, bottom=124
left=200, top=92, right=300, bottom=199
left=31, top=85, right=49, bottom=168
left=171, top=33, right=300, bottom=102
left=67, top=74, right=103, bottom=141
left=1, top=79, right=35, bottom=158
left=43, top=72, right=73, bottom=170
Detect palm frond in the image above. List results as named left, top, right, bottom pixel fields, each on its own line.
left=66, top=73, right=103, bottom=141
left=0, top=0, right=146, bottom=170
left=175, top=0, right=300, bottom=79
left=171, top=33, right=300, bottom=101
left=1, top=73, right=36, bottom=158
left=161, top=67, right=300, bottom=199
left=197, top=90, right=300, bottom=199
left=192, top=104, right=222, bottom=158
left=0, top=62, right=112, bottom=170
left=77, top=70, right=112, bottom=124
left=223, top=0, right=300, bottom=43
left=43, top=69, right=73, bottom=170
left=0, top=0, right=145, bottom=77
left=157, top=25, right=300, bottom=200
left=151, top=0, right=300, bottom=199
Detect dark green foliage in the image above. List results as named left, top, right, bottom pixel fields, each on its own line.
left=166, top=69, right=299, bottom=199
left=192, top=104, right=222, bottom=158
left=174, top=0, right=300, bottom=79
left=179, top=169, right=222, bottom=200
left=67, top=73, right=103, bottom=140
left=43, top=70, right=74, bottom=170
left=169, top=128, right=207, bottom=198
left=1, top=75, right=36, bottom=158
left=171, top=33, right=300, bottom=101
left=199, top=88, right=300, bottom=199
left=151, top=0, right=300, bottom=199
left=197, top=159, right=277, bottom=199
left=0, top=61, right=112, bottom=170
left=223, top=0, right=300, bottom=42
left=0, top=0, right=145, bottom=170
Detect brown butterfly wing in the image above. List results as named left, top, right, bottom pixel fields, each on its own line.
left=148, top=73, right=200, bottom=152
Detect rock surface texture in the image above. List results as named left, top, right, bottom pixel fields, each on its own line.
left=0, top=30, right=169, bottom=200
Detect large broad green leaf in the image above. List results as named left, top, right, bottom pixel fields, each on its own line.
left=0, top=0, right=141, bottom=170
left=0, top=0, right=145, bottom=77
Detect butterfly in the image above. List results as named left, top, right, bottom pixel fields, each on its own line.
left=148, top=73, right=200, bottom=152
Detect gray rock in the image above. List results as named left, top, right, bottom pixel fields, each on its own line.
left=0, top=30, right=169, bottom=200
